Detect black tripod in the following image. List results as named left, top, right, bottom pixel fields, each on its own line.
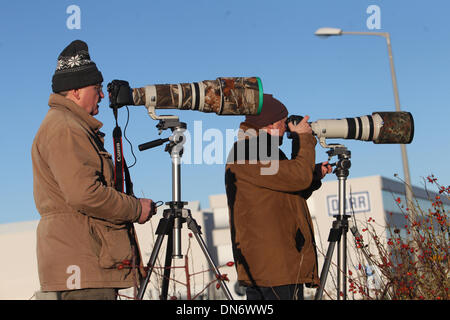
left=315, top=145, right=351, bottom=300
left=136, top=118, right=233, bottom=300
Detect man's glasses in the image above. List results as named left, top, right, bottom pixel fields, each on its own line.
left=94, top=85, right=103, bottom=95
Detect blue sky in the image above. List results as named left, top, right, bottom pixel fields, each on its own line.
left=0, top=0, right=448, bottom=223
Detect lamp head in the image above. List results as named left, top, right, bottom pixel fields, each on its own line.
left=314, top=27, right=343, bottom=37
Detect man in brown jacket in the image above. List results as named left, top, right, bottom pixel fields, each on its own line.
left=225, top=94, right=331, bottom=300
left=32, top=40, right=155, bottom=300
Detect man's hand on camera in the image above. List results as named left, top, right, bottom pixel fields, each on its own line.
left=318, top=161, right=333, bottom=179
left=288, top=115, right=312, bottom=135
left=138, top=198, right=156, bottom=224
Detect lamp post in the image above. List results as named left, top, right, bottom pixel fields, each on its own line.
left=314, top=27, right=413, bottom=208
left=314, top=27, right=414, bottom=300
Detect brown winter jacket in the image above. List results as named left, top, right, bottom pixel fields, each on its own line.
left=32, top=94, right=142, bottom=291
left=225, top=122, right=320, bottom=288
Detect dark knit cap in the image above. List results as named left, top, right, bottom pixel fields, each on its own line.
left=52, top=40, right=103, bottom=93
left=245, top=94, right=288, bottom=128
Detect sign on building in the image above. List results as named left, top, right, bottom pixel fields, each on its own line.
left=326, top=191, right=371, bottom=216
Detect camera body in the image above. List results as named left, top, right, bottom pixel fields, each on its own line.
left=107, top=80, right=134, bottom=108
left=285, top=114, right=304, bottom=139
left=285, top=115, right=304, bottom=132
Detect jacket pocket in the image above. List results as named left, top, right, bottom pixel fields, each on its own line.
left=295, top=228, right=305, bottom=253
left=98, top=151, right=114, bottom=187
left=91, top=222, right=133, bottom=269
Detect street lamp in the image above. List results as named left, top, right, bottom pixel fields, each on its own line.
left=314, top=27, right=414, bottom=301
left=314, top=27, right=413, bottom=207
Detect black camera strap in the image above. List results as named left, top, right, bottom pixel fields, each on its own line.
left=112, top=107, right=134, bottom=196
left=111, top=107, right=144, bottom=287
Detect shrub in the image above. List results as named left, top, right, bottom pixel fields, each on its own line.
left=346, top=175, right=449, bottom=300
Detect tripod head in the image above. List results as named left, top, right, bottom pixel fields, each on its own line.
left=155, top=118, right=186, bottom=134
left=326, top=144, right=351, bottom=179
left=138, top=118, right=187, bottom=156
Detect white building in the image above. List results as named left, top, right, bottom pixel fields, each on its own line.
left=0, top=176, right=446, bottom=300
left=0, top=201, right=234, bottom=300
left=0, top=220, right=40, bottom=300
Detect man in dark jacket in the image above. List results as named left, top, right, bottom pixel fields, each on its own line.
left=225, top=94, right=331, bottom=300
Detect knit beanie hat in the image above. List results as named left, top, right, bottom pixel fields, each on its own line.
left=245, top=94, right=288, bottom=128
left=52, top=40, right=103, bottom=93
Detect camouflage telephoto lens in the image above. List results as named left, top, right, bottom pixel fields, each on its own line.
left=372, top=111, right=414, bottom=144
left=310, top=111, right=414, bottom=144
left=132, top=77, right=263, bottom=116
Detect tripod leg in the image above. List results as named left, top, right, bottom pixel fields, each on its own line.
left=137, top=216, right=173, bottom=300
left=193, top=233, right=234, bottom=300
left=160, top=232, right=173, bottom=300
left=336, top=217, right=350, bottom=300
left=186, top=216, right=234, bottom=300
left=137, top=233, right=165, bottom=300
left=342, top=232, right=347, bottom=300
left=341, top=215, right=349, bottom=300
left=314, top=220, right=342, bottom=300
left=315, top=240, right=336, bottom=300
left=337, top=225, right=342, bottom=299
